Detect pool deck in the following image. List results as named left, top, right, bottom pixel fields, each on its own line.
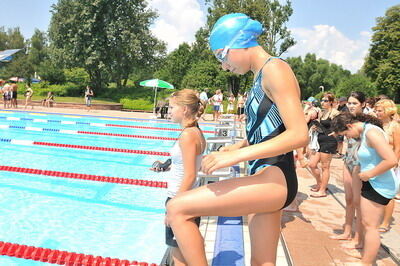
left=2, top=106, right=399, bottom=265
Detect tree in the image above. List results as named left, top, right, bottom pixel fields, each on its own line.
left=364, top=4, right=400, bottom=101
left=285, top=53, right=351, bottom=99
left=3, top=27, right=25, bottom=49
left=155, top=43, right=194, bottom=88
left=3, top=55, right=34, bottom=83
left=205, top=0, right=295, bottom=55
left=28, top=29, right=48, bottom=68
left=181, top=60, right=229, bottom=91
left=335, top=74, right=376, bottom=97
left=49, top=0, right=166, bottom=91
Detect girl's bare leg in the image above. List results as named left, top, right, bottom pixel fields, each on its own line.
left=359, top=196, right=385, bottom=265
left=167, top=166, right=288, bottom=265
left=308, top=152, right=321, bottom=191
left=331, top=165, right=353, bottom=240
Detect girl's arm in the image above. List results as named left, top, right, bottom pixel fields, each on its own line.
left=234, top=60, right=309, bottom=160
left=392, top=122, right=400, bottom=161
left=219, top=139, right=249, bottom=152
left=202, top=60, right=308, bottom=174
left=176, top=130, right=200, bottom=194
left=360, top=128, right=398, bottom=181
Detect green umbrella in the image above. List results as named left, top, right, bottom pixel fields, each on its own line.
left=139, top=79, right=174, bottom=115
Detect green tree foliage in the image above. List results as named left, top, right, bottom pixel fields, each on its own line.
left=37, top=60, right=66, bottom=84
left=181, top=60, right=228, bottom=90
left=3, top=55, right=34, bottom=83
left=155, top=43, right=194, bottom=88
left=49, top=0, right=166, bottom=92
left=364, top=5, right=400, bottom=101
left=335, top=74, right=376, bottom=97
left=0, top=27, right=25, bottom=50
left=205, top=0, right=295, bottom=55
left=286, top=53, right=354, bottom=99
left=28, top=29, right=48, bottom=67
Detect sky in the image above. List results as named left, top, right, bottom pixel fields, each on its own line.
left=0, top=0, right=398, bottom=73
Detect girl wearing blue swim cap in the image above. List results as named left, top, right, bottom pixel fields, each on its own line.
left=166, top=13, right=308, bottom=265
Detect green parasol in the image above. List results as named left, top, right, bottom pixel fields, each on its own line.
left=139, top=79, right=174, bottom=115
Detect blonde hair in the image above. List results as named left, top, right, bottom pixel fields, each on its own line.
left=375, top=99, right=397, bottom=119
left=170, top=89, right=205, bottom=127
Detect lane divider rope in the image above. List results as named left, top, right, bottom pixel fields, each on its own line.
left=0, top=116, right=214, bottom=133
left=106, top=123, right=214, bottom=133
left=0, top=138, right=170, bottom=156
left=0, top=109, right=218, bottom=126
left=0, top=124, right=178, bottom=140
left=0, top=165, right=167, bottom=188
left=0, top=241, right=157, bottom=266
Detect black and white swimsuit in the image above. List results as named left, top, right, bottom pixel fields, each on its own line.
left=245, top=57, right=298, bottom=209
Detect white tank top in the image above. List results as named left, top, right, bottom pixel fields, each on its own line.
left=167, top=135, right=203, bottom=198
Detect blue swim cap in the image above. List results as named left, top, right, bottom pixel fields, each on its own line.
left=209, top=13, right=263, bottom=51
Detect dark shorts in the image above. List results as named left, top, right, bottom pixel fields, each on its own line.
left=213, top=105, right=220, bottom=111
left=336, top=135, right=344, bottom=142
left=165, top=197, right=200, bottom=247
left=237, top=107, right=245, bottom=115
left=12, top=93, right=17, bottom=99
left=361, top=181, right=391, bottom=206
left=317, top=134, right=338, bottom=154
left=86, top=96, right=92, bottom=107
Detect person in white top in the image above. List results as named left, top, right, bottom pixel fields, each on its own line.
left=199, top=88, right=209, bottom=121
left=152, top=89, right=206, bottom=266
left=24, top=85, right=34, bottom=109
left=211, top=89, right=223, bottom=121
left=227, top=93, right=235, bottom=114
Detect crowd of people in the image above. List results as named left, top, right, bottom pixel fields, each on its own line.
left=151, top=13, right=399, bottom=266
left=156, top=89, right=248, bottom=122
left=0, top=80, right=97, bottom=110
left=296, top=91, right=400, bottom=262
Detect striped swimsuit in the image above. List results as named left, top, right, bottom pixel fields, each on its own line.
left=245, top=57, right=298, bottom=209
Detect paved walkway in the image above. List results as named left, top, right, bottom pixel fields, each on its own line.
left=282, top=158, right=399, bottom=265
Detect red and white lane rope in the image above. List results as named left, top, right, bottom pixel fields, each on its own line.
left=0, top=241, right=158, bottom=266
left=0, top=165, right=167, bottom=188
left=0, top=138, right=170, bottom=156
left=0, top=116, right=214, bottom=133
left=0, top=124, right=178, bottom=140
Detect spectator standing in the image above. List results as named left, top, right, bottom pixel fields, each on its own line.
left=24, top=85, right=34, bottom=109
left=85, top=86, right=94, bottom=111
left=211, top=89, right=223, bottom=121
left=227, top=93, right=236, bottom=114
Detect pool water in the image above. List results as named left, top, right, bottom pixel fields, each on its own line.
left=0, top=111, right=214, bottom=265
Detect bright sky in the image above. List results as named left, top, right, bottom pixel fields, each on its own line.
left=0, top=0, right=398, bottom=72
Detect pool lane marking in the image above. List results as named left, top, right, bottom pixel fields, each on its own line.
left=0, top=241, right=158, bottom=266
left=1, top=108, right=217, bottom=125
left=0, top=138, right=170, bottom=156
left=2, top=124, right=179, bottom=140
left=0, top=116, right=214, bottom=133
left=0, top=165, right=168, bottom=188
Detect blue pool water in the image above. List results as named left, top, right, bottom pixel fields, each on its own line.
left=0, top=110, right=214, bottom=265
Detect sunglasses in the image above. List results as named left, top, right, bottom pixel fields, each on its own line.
left=215, top=47, right=230, bottom=63
left=321, top=99, right=330, bottom=102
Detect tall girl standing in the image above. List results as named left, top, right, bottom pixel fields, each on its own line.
left=166, top=13, right=308, bottom=265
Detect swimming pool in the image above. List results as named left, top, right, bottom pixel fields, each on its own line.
left=0, top=110, right=215, bottom=265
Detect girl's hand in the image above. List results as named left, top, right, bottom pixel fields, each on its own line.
left=164, top=215, right=169, bottom=226
left=359, top=171, right=372, bottom=181
left=201, top=150, right=240, bottom=174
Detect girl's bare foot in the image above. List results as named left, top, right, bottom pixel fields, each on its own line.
left=343, top=248, right=362, bottom=259
left=329, top=233, right=352, bottom=240
left=341, top=241, right=363, bottom=249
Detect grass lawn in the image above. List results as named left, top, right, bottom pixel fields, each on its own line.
left=29, top=95, right=119, bottom=104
